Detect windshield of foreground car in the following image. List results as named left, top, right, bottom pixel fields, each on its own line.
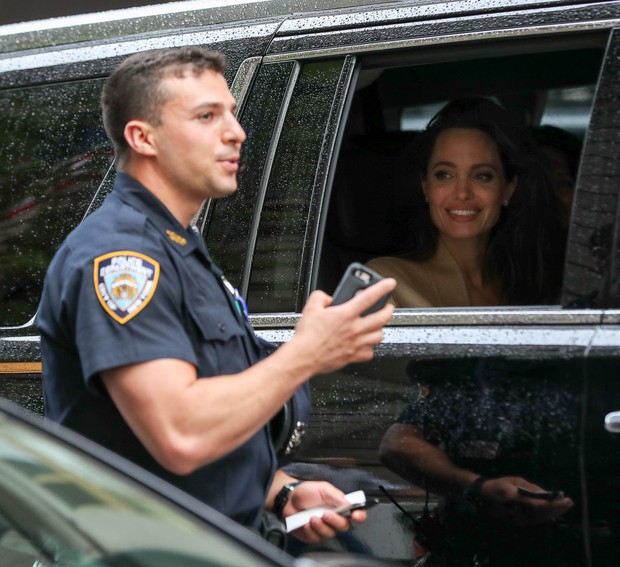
left=0, top=410, right=282, bottom=567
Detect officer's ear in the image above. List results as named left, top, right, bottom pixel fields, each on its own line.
left=124, top=120, right=157, bottom=157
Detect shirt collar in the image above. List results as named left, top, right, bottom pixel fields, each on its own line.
left=111, top=172, right=204, bottom=259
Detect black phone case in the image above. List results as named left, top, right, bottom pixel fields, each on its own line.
left=331, top=262, right=389, bottom=316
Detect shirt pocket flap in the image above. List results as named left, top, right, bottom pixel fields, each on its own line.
left=189, top=303, right=245, bottom=342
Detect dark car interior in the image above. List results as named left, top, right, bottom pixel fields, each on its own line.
left=318, top=35, right=605, bottom=302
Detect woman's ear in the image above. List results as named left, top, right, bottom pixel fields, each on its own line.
left=420, top=176, right=429, bottom=203
left=124, top=120, right=157, bottom=157
left=505, top=175, right=518, bottom=202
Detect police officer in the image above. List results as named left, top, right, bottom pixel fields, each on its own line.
left=37, top=47, right=395, bottom=543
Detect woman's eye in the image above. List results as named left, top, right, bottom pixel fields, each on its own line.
left=475, top=171, right=494, bottom=182
left=433, top=170, right=451, bottom=180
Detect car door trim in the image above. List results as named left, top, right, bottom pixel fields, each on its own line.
left=264, top=19, right=618, bottom=64
left=250, top=308, right=604, bottom=328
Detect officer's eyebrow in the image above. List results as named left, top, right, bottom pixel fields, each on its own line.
left=191, top=101, right=238, bottom=115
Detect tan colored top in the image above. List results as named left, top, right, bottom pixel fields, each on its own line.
left=366, top=239, right=470, bottom=308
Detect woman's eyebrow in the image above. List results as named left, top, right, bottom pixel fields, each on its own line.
left=429, top=160, right=455, bottom=168
left=430, top=160, right=499, bottom=169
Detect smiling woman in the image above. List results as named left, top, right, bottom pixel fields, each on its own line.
left=422, top=128, right=516, bottom=248
left=366, top=97, right=565, bottom=308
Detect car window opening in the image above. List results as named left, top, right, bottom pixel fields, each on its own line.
left=320, top=46, right=603, bottom=309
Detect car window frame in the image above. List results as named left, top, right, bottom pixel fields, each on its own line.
left=562, top=26, right=620, bottom=310
left=249, top=5, right=620, bottom=330
left=254, top=21, right=618, bottom=563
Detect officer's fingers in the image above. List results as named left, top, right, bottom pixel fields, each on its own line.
left=343, top=278, right=396, bottom=315
left=314, top=510, right=350, bottom=535
left=291, top=523, right=324, bottom=544
left=303, top=290, right=332, bottom=312
left=545, top=496, right=574, bottom=517
left=517, top=492, right=574, bottom=514
left=349, top=345, right=377, bottom=364
left=356, top=302, right=394, bottom=332
left=349, top=508, right=368, bottom=525
left=515, top=496, right=574, bottom=526
left=355, top=329, right=385, bottom=351
left=294, top=515, right=340, bottom=544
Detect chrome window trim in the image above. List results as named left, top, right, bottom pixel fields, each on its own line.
left=0, top=335, right=40, bottom=343
left=264, top=18, right=618, bottom=63
left=277, top=0, right=609, bottom=35
left=589, top=325, right=620, bottom=347
left=252, top=309, right=600, bottom=361
left=601, top=310, right=620, bottom=325
left=230, top=55, right=263, bottom=114
left=250, top=308, right=604, bottom=329
left=254, top=322, right=597, bottom=361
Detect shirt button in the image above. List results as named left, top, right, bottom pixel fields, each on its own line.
left=217, top=323, right=226, bottom=332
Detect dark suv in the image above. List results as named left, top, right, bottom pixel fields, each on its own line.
left=1, top=0, right=620, bottom=564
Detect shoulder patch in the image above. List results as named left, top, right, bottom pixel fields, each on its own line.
left=93, top=251, right=160, bottom=325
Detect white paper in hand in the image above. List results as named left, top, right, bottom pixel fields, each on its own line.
left=284, top=490, right=366, bottom=533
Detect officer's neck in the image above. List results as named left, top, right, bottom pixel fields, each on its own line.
left=122, top=160, right=203, bottom=228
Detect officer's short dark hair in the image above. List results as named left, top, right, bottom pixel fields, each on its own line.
left=102, top=47, right=227, bottom=166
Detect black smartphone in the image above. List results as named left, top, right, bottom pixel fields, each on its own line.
left=332, top=497, right=380, bottom=517
left=331, top=262, right=390, bottom=316
left=517, top=486, right=564, bottom=500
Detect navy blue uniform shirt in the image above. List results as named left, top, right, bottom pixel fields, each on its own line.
left=38, top=172, right=277, bottom=528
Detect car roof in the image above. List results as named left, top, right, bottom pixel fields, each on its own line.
left=0, top=0, right=396, bottom=53
left=0, top=0, right=600, bottom=55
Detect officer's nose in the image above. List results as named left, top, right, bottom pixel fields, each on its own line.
left=223, top=112, right=246, bottom=145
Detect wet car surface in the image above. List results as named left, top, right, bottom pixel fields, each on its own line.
left=0, top=398, right=307, bottom=567
left=1, top=0, right=620, bottom=564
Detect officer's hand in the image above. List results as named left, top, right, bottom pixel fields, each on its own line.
left=293, top=278, right=395, bottom=374
left=284, top=481, right=367, bottom=543
left=477, top=476, right=574, bottom=527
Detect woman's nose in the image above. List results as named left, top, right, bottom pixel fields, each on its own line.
left=454, top=176, right=473, bottom=199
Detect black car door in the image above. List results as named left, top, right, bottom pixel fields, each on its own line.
left=205, top=4, right=620, bottom=565
left=574, top=26, right=620, bottom=567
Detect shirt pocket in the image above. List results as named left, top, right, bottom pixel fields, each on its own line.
left=187, top=303, right=249, bottom=376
